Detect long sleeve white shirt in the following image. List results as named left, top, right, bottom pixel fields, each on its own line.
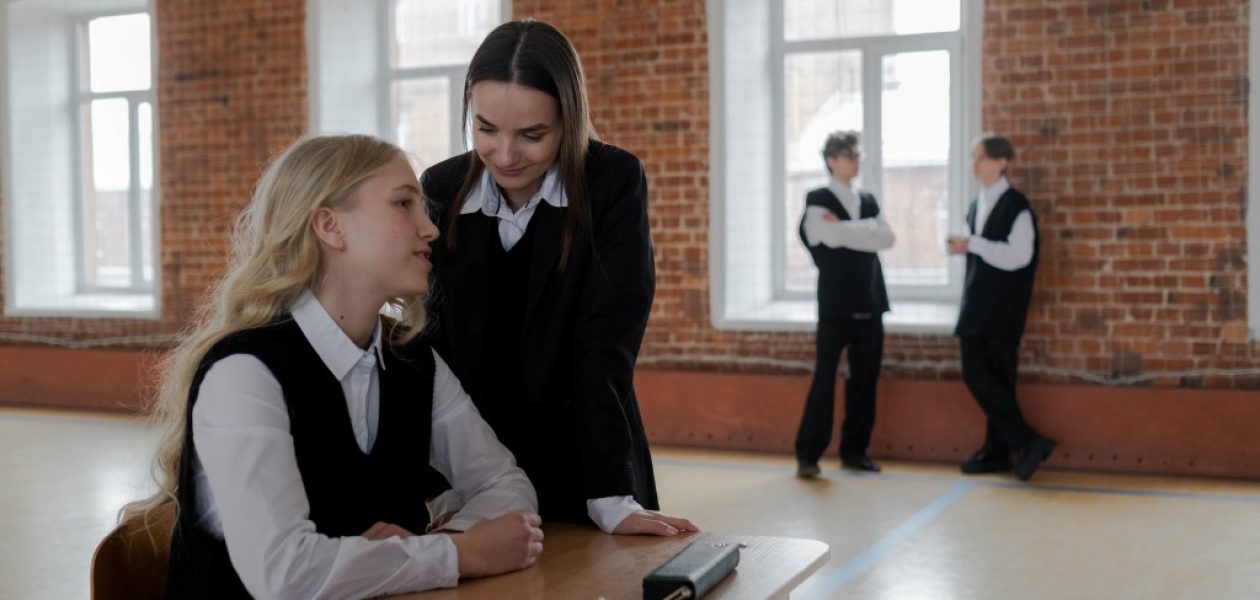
left=801, top=179, right=896, bottom=252
left=968, top=177, right=1036, bottom=271
left=190, top=290, right=537, bottom=599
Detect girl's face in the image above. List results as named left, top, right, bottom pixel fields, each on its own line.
left=330, top=156, right=439, bottom=300
left=971, top=144, right=1008, bottom=187
left=470, top=81, right=563, bottom=206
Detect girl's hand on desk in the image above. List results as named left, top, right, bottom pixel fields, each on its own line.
left=450, top=511, right=544, bottom=577
left=612, top=511, right=699, bottom=536
left=362, top=521, right=415, bottom=540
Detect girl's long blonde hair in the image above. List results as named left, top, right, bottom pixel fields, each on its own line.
left=122, top=134, right=426, bottom=529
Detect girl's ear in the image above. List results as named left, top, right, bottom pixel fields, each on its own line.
left=312, top=207, right=345, bottom=251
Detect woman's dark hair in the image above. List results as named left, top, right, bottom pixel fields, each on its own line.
left=975, top=133, right=1015, bottom=175
left=447, top=18, right=596, bottom=269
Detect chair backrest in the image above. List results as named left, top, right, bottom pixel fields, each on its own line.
left=90, top=502, right=175, bottom=600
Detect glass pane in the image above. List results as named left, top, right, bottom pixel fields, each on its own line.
left=785, top=0, right=960, bottom=41
left=784, top=51, right=862, bottom=292
left=88, top=13, right=151, bottom=93
left=138, top=102, right=155, bottom=285
left=881, top=50, right=951, bottom=286
left=392, top=0, right=501, bottom=68
left=82, top=98, right=132, bottom=288
left=393, top=78, right=451, bottom=171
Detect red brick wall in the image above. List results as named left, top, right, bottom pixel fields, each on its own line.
left=985, top=0, right=1254, bottom=387
left=517, top=0, right=1258, bottom=388
left=0, top=0, right=307, bottom=348
left=2, top=0, right=1257, bottom=391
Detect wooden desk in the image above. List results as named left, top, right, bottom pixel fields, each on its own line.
left=395, top=524, right=829, bottom=600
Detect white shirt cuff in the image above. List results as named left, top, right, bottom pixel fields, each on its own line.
left=586, top=495, right=644, bottom=533
left=408, top=534, right=460, bottom=588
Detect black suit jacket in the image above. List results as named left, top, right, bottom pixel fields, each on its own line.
left=420, top=140, right=659, bottom=521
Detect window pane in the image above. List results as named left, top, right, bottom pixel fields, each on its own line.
left=785, top=0, right=960, bottom=41
left=784, top=51, right=862, bottom=292
left=881, top=50, right=950, bottom=286
left=393, top=78, right=451, bottom=171
left=82, top=98, right=132, bottom=288
left=87, top=13, right=151, bottom=93
left=138, top=101, right=154, bottom=285
left=392, top=0, right=500, bottom=68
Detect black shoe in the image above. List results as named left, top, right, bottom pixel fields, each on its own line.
left=796, top=462, right=821, bottom=478
left=1015, top=437, right=1057, bottom=481
left=841, top=456, right=882, bottom=472
left=960, top=448, right=1013, bottom=474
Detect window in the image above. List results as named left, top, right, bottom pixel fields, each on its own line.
left=309, top=0, right=507, bottom=170
left=2, top=0, right=158, bottom=316
left=710, top=0, right=981, bottom=332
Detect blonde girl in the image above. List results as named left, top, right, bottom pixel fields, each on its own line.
left=125, top=134, right=542, bottom=599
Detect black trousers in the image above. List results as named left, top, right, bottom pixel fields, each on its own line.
left=795, top=315, right=883, bottom=463
left=959, top=335, right=1040, bottom=453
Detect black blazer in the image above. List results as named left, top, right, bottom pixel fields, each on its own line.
left=420, top=140, right=659, bottom=521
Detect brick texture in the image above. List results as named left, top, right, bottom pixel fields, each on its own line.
left=984, top=0, right=1254, bottom=387
left=517, top=0, right=1257, bottom=388
left=2, top=0, right=1257, bottom=390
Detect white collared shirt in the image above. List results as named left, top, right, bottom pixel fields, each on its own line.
left=451, top=163, right=645, bottom=533
left=830, top=178, right=862, bottom=220
left=801, top=179, right=896, bottom=253
left=461, top=164, right=568, bottom=251
left=190, top=290, right=537, bottom=599
left=968, top=176, right=1036, bottom=271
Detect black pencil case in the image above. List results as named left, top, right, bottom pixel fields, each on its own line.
left=643, top=540, right=741, bottom=600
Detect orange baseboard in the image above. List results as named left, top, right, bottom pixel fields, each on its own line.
left=3, top=346, right=1259, bottom=479
left=0, top=346, right=159, bottom=413
left=636, top=370, right=1260, bottom=480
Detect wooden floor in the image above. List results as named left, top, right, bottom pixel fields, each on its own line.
left=4, top=407, right=1260, bottom=599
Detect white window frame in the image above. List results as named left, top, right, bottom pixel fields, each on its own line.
left=710, top=0, right=981, bottom=333
left=1, top=0, right=159, bottom=318
left=73, top=9, right=156, bottom=295
left=308, top=0, right=511, bottom=158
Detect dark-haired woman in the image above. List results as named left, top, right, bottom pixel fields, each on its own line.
left=421, top=19, right=695, bottom=536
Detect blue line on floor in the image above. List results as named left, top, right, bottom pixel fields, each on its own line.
left=797, top=481, right=974, bottom=599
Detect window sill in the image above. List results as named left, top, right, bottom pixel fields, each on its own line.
left=6, top=292, right=158, bottom=319
left=714, top=299, right=958, bottom=334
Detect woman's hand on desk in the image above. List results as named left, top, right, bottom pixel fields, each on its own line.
left=612, top=510, right=699, bottom=536
left=449, top=511, right=544, bottom=577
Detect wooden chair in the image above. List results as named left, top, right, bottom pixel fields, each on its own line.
left=90, top=502, right=175, bottom=600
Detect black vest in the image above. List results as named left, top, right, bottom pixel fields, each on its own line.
left=480, top=212, right=538, bottom=465
left=954, top=188, right=1040, bottom=340
left=799, top=187, right=890, bottom=318
left=477, top=210, right=588, bottom=523
left=166, top=318, right=434, bottom=599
